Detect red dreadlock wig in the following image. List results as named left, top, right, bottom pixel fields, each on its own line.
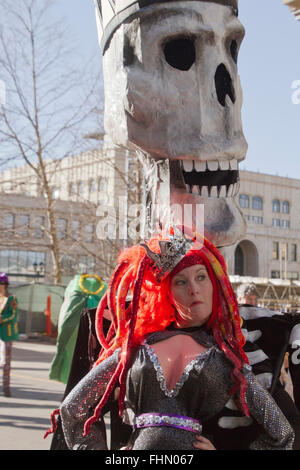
left=83, top=231, right=250, bottom=436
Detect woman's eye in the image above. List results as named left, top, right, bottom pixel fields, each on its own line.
left=197, top=275, right=206, bottom=281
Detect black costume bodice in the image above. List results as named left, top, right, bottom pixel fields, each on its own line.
left=124, top=330, right=233, bottom=449
left=60, top=327, right=294, bottom=450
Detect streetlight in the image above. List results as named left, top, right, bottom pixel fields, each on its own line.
left=33, top=261, right=45, bottom=279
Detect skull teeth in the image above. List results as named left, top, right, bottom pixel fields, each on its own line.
left=181, top=159, right=239, bottom=172
left=180, top=158, right=239, bottom=197
left=185, top=183, right=238, bottom=198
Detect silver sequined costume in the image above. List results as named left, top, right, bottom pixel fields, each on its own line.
left=60, top=328, right=294, bottom=450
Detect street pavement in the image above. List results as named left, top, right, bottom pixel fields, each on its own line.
left=0, top=337, right=66, bottom=450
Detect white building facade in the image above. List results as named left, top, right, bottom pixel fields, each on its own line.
left=223, top=170, right=300, bottom=281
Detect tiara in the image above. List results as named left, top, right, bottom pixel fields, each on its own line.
left=94, top=0, right=239, bottom=53
left=140, top=227, right=194, bottom=282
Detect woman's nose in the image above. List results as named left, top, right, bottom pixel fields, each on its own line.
left=189, top=282, right=199, bottom=295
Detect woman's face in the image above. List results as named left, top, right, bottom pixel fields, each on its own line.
left=0, top=284, right=7, bottom=296
left=170, top=264, right=213, bottom=328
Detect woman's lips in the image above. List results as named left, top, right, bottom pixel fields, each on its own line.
left=191, top=301, right=202, bottom=307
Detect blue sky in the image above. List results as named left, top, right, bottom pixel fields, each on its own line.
left=56, top=0, right=300, bottom=178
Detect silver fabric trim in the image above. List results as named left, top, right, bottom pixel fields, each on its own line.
left=135, top=413, right=202, bottom=433
left=143, top=341, right=215, bottom=398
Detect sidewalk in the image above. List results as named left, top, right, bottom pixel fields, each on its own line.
left=0, top=337, right=66, bottom=450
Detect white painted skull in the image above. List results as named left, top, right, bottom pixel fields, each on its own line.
left=96, top=0, right=248, bottom=246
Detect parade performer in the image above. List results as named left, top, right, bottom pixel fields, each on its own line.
left=49, top=274, right=107, bottom=385
left=0, top=273, right=18, bottom=397
left=202, top=283, right=300, bottom=450
left=56, top=229, right=294, bottom=450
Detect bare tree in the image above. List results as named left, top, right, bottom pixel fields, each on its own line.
left=0, top=0, right=101, bottom=283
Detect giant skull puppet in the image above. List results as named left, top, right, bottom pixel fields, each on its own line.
left=94, top=0, right=248, bottom=246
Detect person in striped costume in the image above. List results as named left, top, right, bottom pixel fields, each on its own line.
left=201, top=283, right=300, bottom=449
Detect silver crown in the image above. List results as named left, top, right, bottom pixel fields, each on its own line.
left=140, top=227, right=194, bottom=282
left=94, top=0, right=239, bottom=53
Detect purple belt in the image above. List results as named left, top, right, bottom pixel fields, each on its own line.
left=134, top=413, right=202, bottom=434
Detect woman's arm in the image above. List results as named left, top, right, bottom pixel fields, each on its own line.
left=60, top=348, right=120, bottom=450
left=244, top=369, right=295, bottom=450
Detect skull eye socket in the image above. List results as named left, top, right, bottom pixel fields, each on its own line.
left=163, top=37, right=196, bottom=71
left=230, top=39, right=238, bottom=63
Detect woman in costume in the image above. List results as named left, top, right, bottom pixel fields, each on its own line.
left=0, top=273, right=18, bottom=397
left=58, top=229, right=294, bottom=450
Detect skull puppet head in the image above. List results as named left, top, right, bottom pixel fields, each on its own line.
left=95, top=0, right=248, bottom=246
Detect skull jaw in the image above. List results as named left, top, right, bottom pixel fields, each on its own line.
left=169, top=186, right=246, bottom=247
left=138, top=155, right=246, bottom=247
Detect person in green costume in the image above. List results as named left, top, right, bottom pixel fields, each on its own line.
left=49, top=274, right=107, bottom=385
left=0, top=273, right=18, bottom=397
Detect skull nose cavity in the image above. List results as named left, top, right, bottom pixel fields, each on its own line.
left=163, top=37, right=195, bottom=71
left=215, top=63, right=235, bottom=107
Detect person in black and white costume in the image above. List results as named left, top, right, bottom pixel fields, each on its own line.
left=202, top=283, right=300, bottom=449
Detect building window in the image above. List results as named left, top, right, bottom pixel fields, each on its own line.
left=71, top=220, right=80, bottom=238
left=252, top=196, right=263, bottom=210
left=52, top=187, right=60, bottom=199
left=77, top=181, right=84, bottom=195
left=282, top=219, right=290, bottom=229
left=272, top=218, right=281, bottom=227
left=84, top=223, right=94, bottom=242
left=78, top=255, right=95, bottom=272
left=98, top=177, right=105, bottom=192
left=272, top=199, right=280, bottom=213
left=4, top=213, right=15, bottom=235
left=0, top=250, right=46, bottom=275
left=33, top=216, right=45, bottom=239
left=281, top=242, right=288, bottom=261
left=282, top=201, right=290, bottom=214
left=271, top=270, right=280, bottom=279
left=69, top=183, right=76, bottom=196
left=60, top=255, right=77, bottom=275
left=287, top=271, right=299, bottom=280
left=57, top=218, right=67, bottom=240
left=252, top=216, right=263, bottom=224
left=89, top=178, right=96, bottom=193
left=291, top=243, right=297, bottom=262
left=18, top=214, right=30, bottom=237
left=4, top=213, right=15, bottom=228
left=238, top=194, right=249, bottom=208
left=272, top=242, right=279, bottom=260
